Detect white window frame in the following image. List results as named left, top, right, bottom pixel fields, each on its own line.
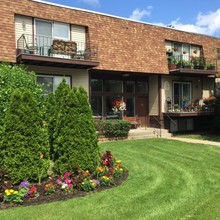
left=37, top=75, right=71, bottom=95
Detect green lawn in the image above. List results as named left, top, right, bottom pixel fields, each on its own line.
left=1, top=139, right=220, bottom=220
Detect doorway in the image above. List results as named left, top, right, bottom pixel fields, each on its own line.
left=136, top=96, right=148, bottom=127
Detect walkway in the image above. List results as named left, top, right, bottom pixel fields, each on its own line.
left=166, top=136, right=220, bottom=147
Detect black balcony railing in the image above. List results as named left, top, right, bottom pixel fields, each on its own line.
left=167, top=54, right=217, bottom=71
left=17, top=34, right=98, bottom=61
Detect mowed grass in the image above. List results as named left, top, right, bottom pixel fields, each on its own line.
left=1, top=139, right=220, bottom=220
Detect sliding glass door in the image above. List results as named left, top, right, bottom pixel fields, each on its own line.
left=173, top=82, right=191, bottom=108
left=35, top=20, right=69, bottom=55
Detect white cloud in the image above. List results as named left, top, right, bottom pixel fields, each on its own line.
left=129, top=6, right=153, bottom=21
left=78, top=0, right=100, bottom=7
left=166, top=9, right=220, bottom=36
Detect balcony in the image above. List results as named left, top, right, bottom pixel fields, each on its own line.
left=167, top=55, right=218, bottom=76
left=16, top=34, right=99, bottom=69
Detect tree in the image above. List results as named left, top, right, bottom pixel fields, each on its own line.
left=52, top=82, right=100, bottom=174
left=1, top=89, right=50, bottom=183
left=0, top=63, right=43, bottom=126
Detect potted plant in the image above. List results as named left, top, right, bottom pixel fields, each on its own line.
left=206, top=63, right=216, bottom=70
left=167, top=56, right=178, bottom=70
left=182, top=60, right=193, bottom=69
left=166, top=48, right=173, bottom=56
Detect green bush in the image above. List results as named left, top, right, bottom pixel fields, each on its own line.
left=1, top=89, right=50, bottom=184
left=52, top=82, right=100, bottom=174
left=74, top=87, right=100, bottom=171
left=96, top=120, right=131, bottom=137
left=0, top=64, right=44, bottom=165
left=0, top=63, right=43, bottom=126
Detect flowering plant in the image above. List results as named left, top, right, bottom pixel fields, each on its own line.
left=26, top=186, right=39, bottom=198
left=44, top=183, right=55, bottom=195
left=56, top=171, right=73, bottom=192
left=100, top=175, right=114, bottom=186
left=3, top=189, right=22, bottom=203
left=203, top=96, right=216, bottom=105
left=80, top=178, right=100, bottom=192
left=112, top=99, right=126, bottom=113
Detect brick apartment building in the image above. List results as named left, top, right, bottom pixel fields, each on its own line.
left=1, top=0, right=220, bottom=132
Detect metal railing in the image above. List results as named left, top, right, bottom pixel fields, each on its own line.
left=152, top=116, right=162, bottom=138
left=168, top=54, right=217, bottom=70
left=166, top=115, right=177, bottom=136
left=17, top=34, right=98, bottom=61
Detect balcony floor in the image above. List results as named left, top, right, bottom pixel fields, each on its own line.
left=17, top=53, right=99, bottom=69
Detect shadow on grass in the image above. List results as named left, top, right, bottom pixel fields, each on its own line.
left=176, top=132, right=220, bottom=142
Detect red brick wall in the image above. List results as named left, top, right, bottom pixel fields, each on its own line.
left=1, top=0, right=220, bottom=74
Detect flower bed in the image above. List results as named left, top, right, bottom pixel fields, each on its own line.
left=0, top=151, right=128, bottom=210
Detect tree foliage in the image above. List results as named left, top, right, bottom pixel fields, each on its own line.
left=52, top=82, right=100, bottom=174
left=1, top=89, right=50, bottom=183
left=0, top=63, right=43, bottom=126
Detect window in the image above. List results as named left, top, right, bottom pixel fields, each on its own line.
left=125, top=81, right=135, bottom=93
left=91, top=96, right=102, bottom=116
left=105, top=80, right=123, bottom=92
left=91, top=79, right=103, bottom=92
left=35, top=20, right=70, bottom=55
left=136, top=81, right=148, bottom=93
left=37, top=75, right=71, bottom=95
left=173, top=82, right=191, bottom=108
left=124, top=97, right=135, bottom=116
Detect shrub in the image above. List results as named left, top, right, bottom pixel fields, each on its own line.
left=53, top=83, right=100, bottom=174
left=96, top=120, right=131, bottom=137
left=0, top=63, right=44, bottom=166
left=74, top=87, right=100, bottom=171
left=0, top=63, right=43, bottom=126
left=1, top=89, right=50, bottom=184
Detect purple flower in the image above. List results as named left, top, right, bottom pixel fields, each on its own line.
left=93, top=179, right=100, bottom=186
left=20, top=180, right=29, bottom=188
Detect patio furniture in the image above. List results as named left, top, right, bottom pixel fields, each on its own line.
left=166, top=97, right=172, bottom=112
left=22, top=34, right=38, bottom=54
left=122, top=116, right=141, bottom=129
left=65, top=41, right=77, bottom=58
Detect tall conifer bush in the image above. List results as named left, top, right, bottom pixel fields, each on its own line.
left=1, top=89, right=50, bottom=183
left=75, top=86, right=100, bottom=170
left=0, top=63, right=44, bottom=167
left=46, top=79, right=71, bottom=160
left=0, top=63, right=43, bottom=126
left=52, top=81, right=99, bottom=174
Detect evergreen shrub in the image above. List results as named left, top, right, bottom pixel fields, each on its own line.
left=52, top=82, right=100, bottom=174
left=1, top=89, right=50, bottom=184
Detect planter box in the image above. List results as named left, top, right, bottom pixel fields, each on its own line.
left=168, top=64, right=177, bottom=70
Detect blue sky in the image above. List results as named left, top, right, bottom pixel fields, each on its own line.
left=39, top=0, right=220, bottom=37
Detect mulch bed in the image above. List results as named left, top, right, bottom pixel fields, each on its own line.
left=0, top=170, right=128, bottom=210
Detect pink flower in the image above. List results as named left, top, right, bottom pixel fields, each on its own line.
left=56, top=178, right=62, bottom=185
left=64, top=178, right=71, bottom=184
left=63, top=172, right=71, bottom=178
left=68, top=183, right=73, bottom=189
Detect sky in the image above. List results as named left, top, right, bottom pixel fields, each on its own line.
left=40, top=0, right=220, bottom=37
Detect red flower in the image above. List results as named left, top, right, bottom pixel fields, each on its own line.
left=30, top=186, right=37, bottom=192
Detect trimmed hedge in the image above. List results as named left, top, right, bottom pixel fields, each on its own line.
left=95, top=120, right=131, bottom=137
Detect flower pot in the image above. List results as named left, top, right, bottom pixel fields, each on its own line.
left=168, top=64, right=177, bottom=70
left=207, top=66, right=215, bottom=70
